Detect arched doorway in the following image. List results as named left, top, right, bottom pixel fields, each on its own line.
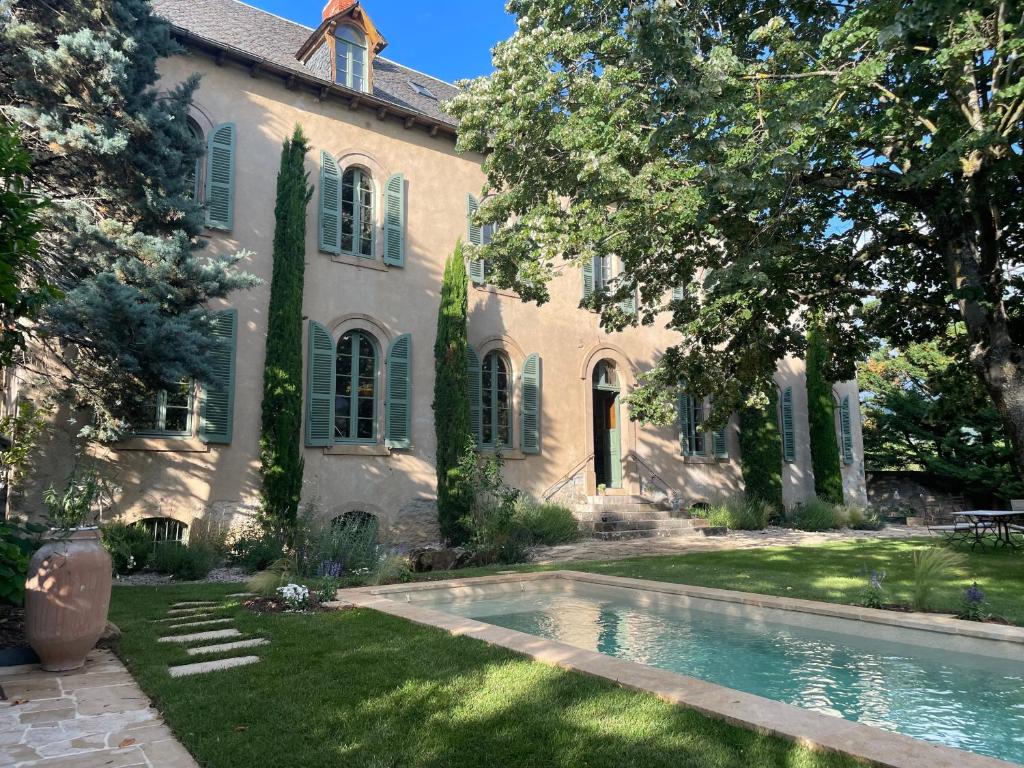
left=592, top=361, right=623, bottom=489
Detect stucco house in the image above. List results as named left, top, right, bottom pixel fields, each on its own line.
left=7, top=0, right=867, bottom=546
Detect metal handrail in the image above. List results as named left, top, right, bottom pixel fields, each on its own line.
left=541, top=452, right=595, bottom=501
left=627, top=451, right=673, bottom=498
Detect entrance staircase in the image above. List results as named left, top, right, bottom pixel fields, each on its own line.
left=581, top=495, right=727, bottom=540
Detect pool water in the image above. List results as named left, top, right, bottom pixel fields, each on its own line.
left=419, top=587, right=1024, bottom=763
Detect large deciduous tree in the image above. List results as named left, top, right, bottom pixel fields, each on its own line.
left=448, top=0, right=1024, bottom=471
left=260, top=126, right=311, bottom=538
left=1, top=0, right=255, bottom=440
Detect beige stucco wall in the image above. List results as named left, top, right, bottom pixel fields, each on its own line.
left=8, top=49, right=867, bottom=544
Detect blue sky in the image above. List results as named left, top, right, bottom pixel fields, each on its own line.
left=247, top=1, right=516, bottom=83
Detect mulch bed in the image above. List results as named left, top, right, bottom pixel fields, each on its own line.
left=243, top=596, right=329, bottom=614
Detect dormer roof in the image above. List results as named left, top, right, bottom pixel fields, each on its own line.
left=295, top=1, right=388, bottom=62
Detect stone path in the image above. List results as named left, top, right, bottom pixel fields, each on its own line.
left=0, top=649, right=198, bottom=767
left=531, top=524, right=926, bottom=564
left=158, top=596, right=265, bottom=678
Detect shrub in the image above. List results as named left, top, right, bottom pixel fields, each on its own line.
left=228, top=521, right=285, bottom=572
left=0, top=518, right=45, bottom=605
left=303, top=514, right=381, bottom=577
left=788, top=498, right=841, bottom=531
left=957, top=582, right=989, bottom=622
left=100, top=521, right=152, bottom=576
left=151, top=543, right=217, bottom=581
left=372, top=554, right=414, bottom=585
left=846, top=506, right=885, bottom=531
left=859, top=569, right=887, bottom=609
left=316, top=576, right=342, bottom=604
left=705, top=497, right=771, bottom=530
left=248, top=556, right=297, bottom=596
left=912, top=547, right=966, bottom=612
left=513, top=498, right=579, bottom=545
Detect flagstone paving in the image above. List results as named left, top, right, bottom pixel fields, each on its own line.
left=0, top=649, right=199, bottom=767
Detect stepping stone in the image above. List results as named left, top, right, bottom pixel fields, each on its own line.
left=167, top=618, right=233, bottom=630
left=168, top=655, right=260, bottom=678
left=226, top=592, right=255, bottom=598
left=167, top=607, right=213, bottom=615
left=186, top=638, right=270, bottom=656
left=158, top=629, right=240, bottom=644
left=153, top=613, right=215, bottom=623
left=171, top=601, right=216, bottom=608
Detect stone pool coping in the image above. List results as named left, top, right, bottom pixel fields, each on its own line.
left=336, top=570, right=1021, bottom=768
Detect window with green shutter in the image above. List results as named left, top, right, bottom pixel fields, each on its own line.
left=839, top=394, right=854, bottom=465
left=341, top=167, right=374, bottom=258
left=467, top=345, right=482, bottom=445
left=780, top=386, right=796, bottom=462
left=204, top=123, right=236, bottom=230
left=334, top=330, right=378, bottom=443
left=481, top=350, right=512, bottom=448
left=581, top=257, right=596, bottom=301
left=467, top=194, right=487, bottom=283
left=678, top=391, right=728, bottom=458
left=305, top=320, right=336, bottom=447
left=385, top=334, right=412, bottom=448
left=319, top=151, right=341, bottom=254
left=199, top=308, right=237, bottom=444
left=137, top=381, right=194, bottom=438
left=520, top=353, right=541, bottom=454
left=383, top=173, right=405, bottom=267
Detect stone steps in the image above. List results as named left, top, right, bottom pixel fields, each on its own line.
left=591, top=517, right=710, bottom=533
left=582, top=494, right=726, bottom=540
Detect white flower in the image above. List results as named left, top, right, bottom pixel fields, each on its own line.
left=276, top=583, right=309, bottom=610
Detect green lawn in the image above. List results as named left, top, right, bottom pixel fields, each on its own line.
left=109, top=539, right=1024, bottom=767
left=418, top=538, right=1024, bottom=625
left=112, top=585, right=857, bottom=768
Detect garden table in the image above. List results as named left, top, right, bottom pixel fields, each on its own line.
left=952, top=510, right=1024, bottom=549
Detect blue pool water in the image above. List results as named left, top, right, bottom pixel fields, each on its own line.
left=418, top=587, right=1024, bottom=763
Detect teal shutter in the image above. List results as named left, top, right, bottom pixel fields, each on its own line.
left=205, top=123, right=236, bottom=230
left=467, top=194, right=485, bottom=283
left=713, top=425, right=728, bottom=459
left=678, top=393, right=692, bottom=456
left=839, top=394, right=854, bottom=465
left=671, top=285, right=684, bottom=301
left=520, top=353, right=541, bottom=454
left=781, top=386, right=796, bottom=462
left=467, top=345, right=482, bottom=445
left=383, top=173, right=405, bottom=267
left=582, top=258, right=595, bottom=300
left=305, top=320, right=335, bottom=447
left=617, top=264, right=636, bottom=316
left=319, top=151, right=341, bottom=255
left=385, top=333, right=412, bottom=448
left=199, top=309, right=237, bottom=444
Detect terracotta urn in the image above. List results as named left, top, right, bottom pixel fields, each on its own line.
left=24, top=527, right=112, bottom=672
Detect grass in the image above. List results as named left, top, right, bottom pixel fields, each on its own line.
left=412, top=538, right=1024, bottom=625
left=109, top=539, right=1023, bottom=767
left=112, top=585, right=859, bottom=768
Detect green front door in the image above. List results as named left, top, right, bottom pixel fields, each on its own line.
left=593, top=388, right=622, bottom=489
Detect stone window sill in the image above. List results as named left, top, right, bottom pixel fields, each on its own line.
left=681, top=455, right=729, bottom=465
left=323, top=443, right=392, bottom=456
left=330, top=253, right=389, bottom=272
left=115, top=437, right=210, bottom=453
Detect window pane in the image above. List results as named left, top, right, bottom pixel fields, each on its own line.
left=335, top=41, right=350, bottom=85
left=357, top=418, right=373, bottom=439
left=337, top=26, right=365, bottom=45
left=164, top=405, right=189, bottom=433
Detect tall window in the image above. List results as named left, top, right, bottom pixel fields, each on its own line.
left=595, top=255, right=614, bottom=290
left=335, top=25, right=368, bottom=92
left=341, top=167, right=373, bottom=257
left=682, top=395, right=707, bottom=456
left=335, top=330, right=377, bottom=442
left=185, top=118, right=204, bottom=201
left=137, top=381, right=193, bottom=436
left=482, top=351, right=511, bottom=448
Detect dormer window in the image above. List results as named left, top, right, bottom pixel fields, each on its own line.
left=336, top=25, right=368, bottom=92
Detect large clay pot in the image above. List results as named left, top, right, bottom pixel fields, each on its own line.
left=24, top=528, right=112, bottom=672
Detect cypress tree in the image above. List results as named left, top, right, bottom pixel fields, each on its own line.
left=806, top=317, right=844, bottom=503
left=1, top=0, right=255, bottom=439
left=433, top=244, right=473, bottom=544
left=738, top=389, right=785, bottom=514
left=260, top=126, right=312, bottom=537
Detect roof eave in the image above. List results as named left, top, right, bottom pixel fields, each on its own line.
left=168, top=26, right=459, bottom=139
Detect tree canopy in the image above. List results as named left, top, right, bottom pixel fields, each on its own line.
left=448, top=0, right=1024, bottom=466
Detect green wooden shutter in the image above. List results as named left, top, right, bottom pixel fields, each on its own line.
left=581, top=258, right=595, bottom=300
left=383, top=173, right=405, bottom=267
left=385, top=333, right=412, bottom=448
left=199, top=308, right=237, bottom=444
left=617, top=263, right=636, bottom=316
left=712, top=425, right=729, bottom=459
left=520, top=353, right=541, bottom=454
left=305, top=320, right=335, bottom=447
left=839, top=394, right=854, bottom=465
left=678, top=392, right=692, bottom=456
left=319, top=151, right=341, bottom=255
left=205, top=123, right=236, bottom=230
left=467, top=345, right=482, bottom=445
left=781, top=386, right=796, bottom=462
left=671, top=285, right=684, bottom=301
left=467, top=194, right=485, bottom=283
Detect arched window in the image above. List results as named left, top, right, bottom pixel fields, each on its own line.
left=330, top=509, right=378, bottom=536
left=335, top=25, right=368, bottom=92
left=185, top=118, right=205, bottom=201
left=482, top=351, right=512, bottom=448
left=136, top=517, right=187, bottom=549
left=335, top=330, right=377, bottom=442
left=341, top=167, right=374, bottom=258
left=592, top=361, right=619, bottom=391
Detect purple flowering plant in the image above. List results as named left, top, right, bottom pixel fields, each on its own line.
left=957, top=581, right=989, bottom=622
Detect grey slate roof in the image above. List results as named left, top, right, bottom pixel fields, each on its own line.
left=152, top=0, right=461, bottom=127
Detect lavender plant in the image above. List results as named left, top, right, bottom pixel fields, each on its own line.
left=956, top=582, right=989, bottom=622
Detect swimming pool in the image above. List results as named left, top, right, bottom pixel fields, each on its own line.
left=344, top=572, right=1024, bottom=767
